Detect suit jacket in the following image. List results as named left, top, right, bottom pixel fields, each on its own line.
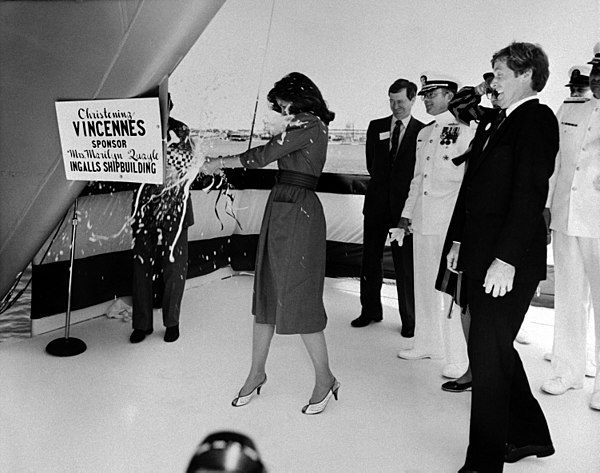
left=363, top=115, right=425, bottom=225
left=445, top=99, right=559, bottom=283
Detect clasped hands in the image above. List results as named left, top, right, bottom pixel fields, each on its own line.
left=446, top=242, right=515, bottom=298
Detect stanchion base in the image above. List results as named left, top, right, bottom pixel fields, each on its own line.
left=45, top=337, right=87, bottom=357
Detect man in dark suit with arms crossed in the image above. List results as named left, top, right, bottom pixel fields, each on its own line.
left=352, top=79, right=424, bottom=347
left=445, top=43, right=558, bottom=472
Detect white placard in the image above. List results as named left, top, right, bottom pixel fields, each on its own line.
left=55, top=98, right=164, bottom=183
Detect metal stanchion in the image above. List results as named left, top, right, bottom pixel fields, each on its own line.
left=46, top=198, right=87, bottom=356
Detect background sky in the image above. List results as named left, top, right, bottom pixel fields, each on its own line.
left=170, top=0, right=599, bottom=131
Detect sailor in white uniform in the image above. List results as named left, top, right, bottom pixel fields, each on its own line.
left=398, top=72, right=475, bottom=379
left=542, top=52, right=600, bottom=411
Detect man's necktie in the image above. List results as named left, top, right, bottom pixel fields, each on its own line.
left=488, top=109, right=506, bottom=139
left=390, top=120, right=404, bottom=162
left=483, top=109, right=506, bottom=149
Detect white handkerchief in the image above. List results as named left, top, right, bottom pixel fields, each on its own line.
left=387, top=228, right=405, bottom=246
left=379, top=131, right=390, bottom=140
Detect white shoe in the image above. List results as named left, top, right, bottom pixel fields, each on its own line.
left=586, top=359, right=597, bottom=378
left=442, top=363, right=469, bottom=379
left=590, top=391, right=600, bottom=411
left=515, top=328, right=531, bottom=345
left=543, top=352, right=553, bottom=362
left=397, top=349, right=443, bottom=360
left=301, top=379, right=340, bottom=415
left=231, top=375, right=267, bottom=407
left=541, top=377, right=583, bottom=395
left=398, top=336, right=415, bottom=351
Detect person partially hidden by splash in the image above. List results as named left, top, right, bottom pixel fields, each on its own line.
left=129, top=94, right=195, bottom=344
left=202, top=72, right=339, bottom=415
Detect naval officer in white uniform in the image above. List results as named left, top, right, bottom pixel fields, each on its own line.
left=543, top=63, right=596, bottom=379
left=397, top=72, right=475, bottom=379
left=542, top=51, right=600, bottom=411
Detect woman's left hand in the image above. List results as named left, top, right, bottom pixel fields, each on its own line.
left=201, top=157, right=221, bottom=175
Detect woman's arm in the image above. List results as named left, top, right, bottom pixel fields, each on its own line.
left=201, top=115, right=321, bottom=174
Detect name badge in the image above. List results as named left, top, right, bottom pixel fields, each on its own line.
left=379, top=131, right=390, bottom=140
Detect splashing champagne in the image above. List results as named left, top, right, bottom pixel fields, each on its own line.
left=91, top=131, right=207, bottom=259
left=160, top=133, right=207, bottom=262
left=132, top=132, right=207, bottom=263
left=91, top=131, right=240, bottom=261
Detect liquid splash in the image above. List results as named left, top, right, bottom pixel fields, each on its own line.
left=87, top=129, right=209, bottom=264
left=131, top=131, right=207, bottom=262
left=89, top=131, right=244, bottom=263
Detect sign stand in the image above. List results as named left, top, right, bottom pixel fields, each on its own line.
left=46, top=198, right=87, bottom=357
left=49, top=95, right=163, bottom=356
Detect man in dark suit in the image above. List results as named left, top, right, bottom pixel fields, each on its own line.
left=444, top=43, right=558, bottom=472
left=351, top=79, right=425, bottom=345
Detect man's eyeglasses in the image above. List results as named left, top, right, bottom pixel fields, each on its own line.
left=421, top=90, right=442, bottom=100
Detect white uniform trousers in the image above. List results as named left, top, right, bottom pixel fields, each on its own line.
left=551, top=230, right=600, bottom=390
left=412, top=232, right=468, bottom=366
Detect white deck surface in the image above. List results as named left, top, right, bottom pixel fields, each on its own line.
left=1, top=268, right=598, bottom=473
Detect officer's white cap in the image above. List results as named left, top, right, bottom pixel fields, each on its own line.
left=418, top=71, right=460, bottom=95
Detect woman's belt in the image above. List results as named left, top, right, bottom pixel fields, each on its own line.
left=276, top=170, right=319, bottom=190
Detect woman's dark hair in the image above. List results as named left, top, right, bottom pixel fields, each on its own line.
left=267, top=72, right=335, bottom=125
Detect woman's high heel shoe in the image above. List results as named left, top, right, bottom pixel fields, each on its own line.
left=301, top=378, right=340, bottom=415
left=231, top=375, right=267, bottom=407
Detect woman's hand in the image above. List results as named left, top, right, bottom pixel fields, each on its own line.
left=201, top=157, right=222, bottom=175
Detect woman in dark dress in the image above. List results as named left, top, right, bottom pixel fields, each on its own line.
left=201, top=72, right=339, bottom=415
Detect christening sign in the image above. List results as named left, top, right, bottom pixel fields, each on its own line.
left=55, top=98, right=164, bottom=183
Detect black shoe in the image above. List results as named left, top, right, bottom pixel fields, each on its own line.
left=350, top=314, right=382, bottom=327
left=130, top=328, right=153, bottom=343
left=164, top=325, right=180, bottom=342
left=504, top=443, right=555, bottom=463
left=442, top=380, right=473, bottom=393
left=458, top=468, right=480, bottom=473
